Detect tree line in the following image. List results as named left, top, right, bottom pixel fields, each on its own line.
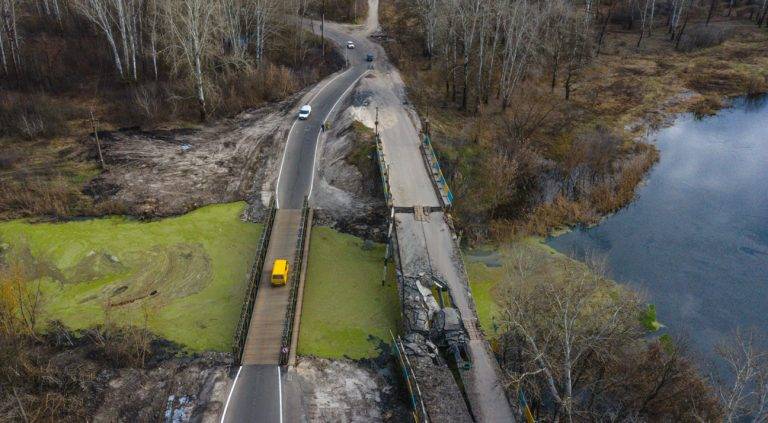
left=0, top=0, right=323, bottom=121
left=410, top=0, right=767, bottom=112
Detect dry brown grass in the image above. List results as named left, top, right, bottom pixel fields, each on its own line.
left=0, top=176, right=91, bottom=219
left=0, top=262, right=161, bottom=420
left=379, top=1, right=768, bottom=241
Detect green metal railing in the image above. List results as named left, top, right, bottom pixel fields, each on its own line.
left=232, top=196, right=276, bottom=365
left=279, top=197, right=311, bottom=366
left=392, top=332, right=430, bottom=423
left=421, top=134, right=454, bottom=207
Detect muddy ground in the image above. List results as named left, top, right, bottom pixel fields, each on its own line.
left=0, top=329, right=231, bottom=423
left=83, top=95, right=298, bottom=219
left=293, top=356, right=410, bottom=422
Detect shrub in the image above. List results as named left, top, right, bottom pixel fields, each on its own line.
left=0, top=176, right=85, bottom=218
left=678, top=25, right=729, bottom=52
left=0, top=92, right=71, bottom=140
left=745, top=75, right=768, bottom=96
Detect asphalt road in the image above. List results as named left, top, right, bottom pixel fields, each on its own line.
left=276, top=29, right=373, bottom=210
left=221, top=365, right=303, bottom=423
left=221, top=19, right=377, bottom=423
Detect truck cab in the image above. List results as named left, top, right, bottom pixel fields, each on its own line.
left=271, top=259, right=289, bottom=286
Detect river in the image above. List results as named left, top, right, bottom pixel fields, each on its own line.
left=548, top=95, right=768, bottom=356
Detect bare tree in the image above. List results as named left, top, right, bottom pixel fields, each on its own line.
left=1, top=0, right=22, bottom=73
left=75, top=0, right=125, bottom=76
left=0, top=19, right=7, bottom=74
left=455, top=0, right=483, bottom=110
left=148, top=0, right=159, bottom=79
left=498, top=255, right=643, bottom=421
left=251, top=0, right=281, bottom=64
left=162, top=0, right=219, bottom=121
left=637, top=0, right=656, bottom=47
left=497, top=253, right=722, bottom=420
left=715, top=329, right=768, bottom=422
left=498, top=0, right=538, bottom=109
left=414, top=0, right=440, bottom=60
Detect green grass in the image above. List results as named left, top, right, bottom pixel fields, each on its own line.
left=465, top=237, right=571, bottom=338
left=467, top=237, right=646, bottom=340
left=0, top=202, right=261, bottom=351
left=298, top=227, right=400, bottom=359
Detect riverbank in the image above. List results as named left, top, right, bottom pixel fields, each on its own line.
left=466, top=237, right=590, bottom=335
left=547, top=95, right=768, bottom=357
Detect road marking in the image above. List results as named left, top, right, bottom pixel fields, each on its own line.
left=277, top=366, right=284, bottom=423
left=275, top=68, right=352, bottom=209
left=219, top=366, right=242, bottom=423
left=308, top=70, right=371, bottom=201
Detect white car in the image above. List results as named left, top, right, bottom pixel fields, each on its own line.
left=298, top=105, right=311, bottom=120
left=347, top=41, right=355, bottom=49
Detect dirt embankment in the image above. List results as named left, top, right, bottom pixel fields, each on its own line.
left=0, top=329, right=231, bottom=423
left=294, top=356, right=410, bottom=422
left=312, top=86, right=388, bottom=242
left=82, top=95, right=302, bottom=219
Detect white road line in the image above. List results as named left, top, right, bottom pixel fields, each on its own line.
left=307, top=70, right=371, bottom=201
left=277, top=366, right=284, bottom=423
left=219, top=366, right=242, bottom=423
left=275, top=68, right=352, bottom=209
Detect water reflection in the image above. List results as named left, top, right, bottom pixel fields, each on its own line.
left=548, top=95, right=768, bottom=357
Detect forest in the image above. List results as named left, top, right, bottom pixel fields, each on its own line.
left=380, top=0, right=768, bottom=240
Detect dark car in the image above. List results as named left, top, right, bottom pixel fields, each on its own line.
left=366, top=53, right=374, bottom=62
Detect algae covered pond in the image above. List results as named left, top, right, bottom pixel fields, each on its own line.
left=298, top=227, right=400, bottom=359
left=0, top=202, right=262, bottom=351
left=548, top=96, right=768, bottom=355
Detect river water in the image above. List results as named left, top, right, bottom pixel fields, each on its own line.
left=548, top=96, right=768, bottom=356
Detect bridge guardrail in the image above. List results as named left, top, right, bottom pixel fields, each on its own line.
left=232, top=195, right=276, bottom=365
left=279, top=196, right=311, bottom=365
left=420, top=134, right=453, bottom=208
left=375, top=134, right=393, bottom=207
left=392, top=332, right=430, bottom=423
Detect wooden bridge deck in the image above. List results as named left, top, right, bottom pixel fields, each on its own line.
left=241, top=209, right=301, bottom=365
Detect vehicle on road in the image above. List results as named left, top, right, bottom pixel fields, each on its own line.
left=271, top=259, right=289, bottom=286
left=366, top=53, right=374, bottom=62
left=298, top=105, right=311, bottom=120
left=347, top=41, right=355, bottom=49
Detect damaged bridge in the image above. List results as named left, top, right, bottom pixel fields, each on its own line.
left=369, top=67, right=515, bottom=421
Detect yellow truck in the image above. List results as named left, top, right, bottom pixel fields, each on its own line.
left=271, top=259, right=289, bottom=286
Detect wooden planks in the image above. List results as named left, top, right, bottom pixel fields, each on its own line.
left=241, top=209, right=301, bottom=365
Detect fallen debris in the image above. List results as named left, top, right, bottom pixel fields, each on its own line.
left=294, top=357, right=409, bottom=422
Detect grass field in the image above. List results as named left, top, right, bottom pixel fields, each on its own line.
left=466, top=238, right=576, bottom=338
left=0, top=202, right=261, bottom=351
left=298, top=227, right=400, bottom=359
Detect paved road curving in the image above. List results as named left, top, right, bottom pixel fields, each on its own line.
left=220, top=12, right=379, bottom=423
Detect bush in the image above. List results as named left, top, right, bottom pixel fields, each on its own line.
left=678, top=25, right=729, bottom=52
left=0, top=176, right=85, bottom=218
left=0, top=92, right=72, bottom=140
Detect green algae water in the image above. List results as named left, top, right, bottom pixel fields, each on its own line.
left=0, top=202, right=262, bottom=351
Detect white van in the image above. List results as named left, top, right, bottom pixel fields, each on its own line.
left=298, top=105, right=312, bottom=120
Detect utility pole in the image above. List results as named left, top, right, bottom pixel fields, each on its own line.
left=90, top=110, right=106, bottom=169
